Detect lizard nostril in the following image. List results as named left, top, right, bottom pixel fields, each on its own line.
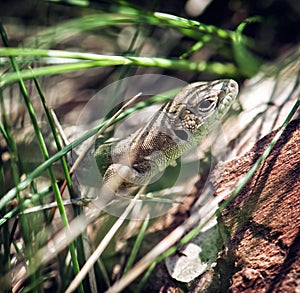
left=228, top=80, right=239, bottom=93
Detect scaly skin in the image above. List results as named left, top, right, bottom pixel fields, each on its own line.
left=94, top=79, right=239, bottom=190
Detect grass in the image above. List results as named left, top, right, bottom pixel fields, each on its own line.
left=0, top=1, right=295, bottom=292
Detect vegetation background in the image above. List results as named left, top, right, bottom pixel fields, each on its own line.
left=0, top=0, right=299, bottom=292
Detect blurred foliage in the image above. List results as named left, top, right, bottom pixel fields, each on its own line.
left=0, top=0, right=299, bottom=292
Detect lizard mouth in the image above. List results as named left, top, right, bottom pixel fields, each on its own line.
left=217, top=79, right=239, bottom=115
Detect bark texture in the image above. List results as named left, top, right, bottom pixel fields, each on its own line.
left=211, top=119, right=300, bottom=292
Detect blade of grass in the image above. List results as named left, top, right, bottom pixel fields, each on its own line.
left=62, top=91, right=150, bottom=292
left=32, top=73, right=93, bottom=290
left=65, top=179, right=151, bottom=293
left=179, top=34, right=212, bottom=59
left=0, top=48, right=239, bottom=87
left=123, top=214, right=150, bottom=275
left=19, top=11, right=254, bottom=50
left=32, top=74, right=74, bottom=197
left=0, top=24, right=84, bottom=293
left=233, top=16, right=263, bottom=76
left=1, top=23, right=41, bottom=292
left=0, top=186, right=53, bottom=222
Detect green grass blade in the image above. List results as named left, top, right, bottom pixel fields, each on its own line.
left=123, top=215, right=150, bottom=275
left=0, top=48, right=239, bottom=87
left=0, top=23, right=83, bottom=293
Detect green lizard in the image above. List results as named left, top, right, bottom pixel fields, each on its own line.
left=94, top=79, right=238, bottom=191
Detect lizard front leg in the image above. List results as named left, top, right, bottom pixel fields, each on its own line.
left=102, top=158, right=159, bottom=191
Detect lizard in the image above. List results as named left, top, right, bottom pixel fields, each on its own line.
left=93, top=79, right=239, bottom=192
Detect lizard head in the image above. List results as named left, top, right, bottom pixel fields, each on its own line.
left=179, top=79, right=238, bottom=119
left=164, top=79, right=238, bottom=141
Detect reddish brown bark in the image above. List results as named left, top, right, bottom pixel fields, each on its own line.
left=211, top=119, right=300, bottom=292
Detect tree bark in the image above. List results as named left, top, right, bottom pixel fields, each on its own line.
left=211, top=119, right=300, bottom=292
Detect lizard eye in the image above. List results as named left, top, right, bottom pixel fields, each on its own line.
left=198, top=99, right=215, bottom=113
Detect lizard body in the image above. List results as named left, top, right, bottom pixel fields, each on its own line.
left=94, top=79, right=238, bottom=190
